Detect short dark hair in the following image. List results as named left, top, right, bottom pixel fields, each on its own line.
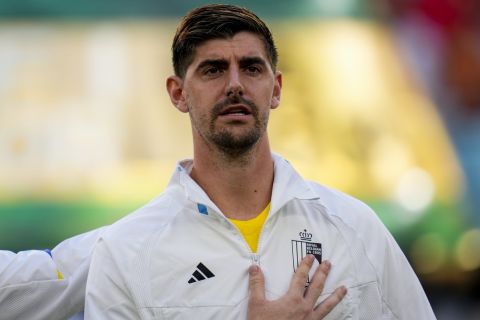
left=172, top=4, right=278, bottom=78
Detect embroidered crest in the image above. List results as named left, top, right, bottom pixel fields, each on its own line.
left=291, top=229, right=322, bottom=284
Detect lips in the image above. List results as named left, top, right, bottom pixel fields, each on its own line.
left=218, top=105, right=252, bottom=116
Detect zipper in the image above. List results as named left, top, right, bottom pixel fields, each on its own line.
left=251, top=253, right=260, bottom=265
left=209, top=205, right=270, bottom=262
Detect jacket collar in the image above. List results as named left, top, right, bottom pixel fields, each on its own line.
left=168, top=159, right=224, bottom=216
left=269, top=153, right=320, bottom=215
left=168, top=154, right=320, bottom=217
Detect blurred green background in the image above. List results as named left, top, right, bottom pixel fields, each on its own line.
left=1, top=0, right=479, bottom=318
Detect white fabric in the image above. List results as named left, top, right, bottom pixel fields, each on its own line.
left=0, top=227, right=105, bottom=320
left=85, top=154, right=436, bottom=319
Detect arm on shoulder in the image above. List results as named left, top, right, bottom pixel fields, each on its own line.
left=0, top=227, right=105, bottom=320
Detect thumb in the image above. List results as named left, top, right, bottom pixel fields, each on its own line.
left=248, top=264, right=266, bottom=303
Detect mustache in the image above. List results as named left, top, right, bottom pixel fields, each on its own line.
left=211, top=95, right=258, bottom=117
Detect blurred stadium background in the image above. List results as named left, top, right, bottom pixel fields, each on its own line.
left=0, top=0, right=479, bottom=318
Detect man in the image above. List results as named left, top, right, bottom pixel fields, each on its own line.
left=84, top=4, right=436, bottom=319
left=0, top=5, right=342, bottom=319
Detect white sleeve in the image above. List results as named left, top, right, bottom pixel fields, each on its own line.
left=85, top=237, right=140, bottom=320
left=315, top=182, right=437, bottom=319
left=359, top=208, right=437, bottom=319
left=0, top=227, right=106, bottom=320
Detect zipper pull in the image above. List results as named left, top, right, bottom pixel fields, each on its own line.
left=251, top=254, right=259, bottom=265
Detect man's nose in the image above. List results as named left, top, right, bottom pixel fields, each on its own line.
left=225, top=67, right=244, bottom=96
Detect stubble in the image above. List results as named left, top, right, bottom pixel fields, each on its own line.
left=191, top=94, right=269, bottom=162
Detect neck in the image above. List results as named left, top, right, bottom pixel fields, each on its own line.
left=190, top=135, right=274, bottom=220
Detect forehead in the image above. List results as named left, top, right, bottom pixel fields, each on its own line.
left=189, top=32, right=269, bottom=67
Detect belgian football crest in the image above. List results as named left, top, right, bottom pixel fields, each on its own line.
left=291, top=229, right=322, bottom=284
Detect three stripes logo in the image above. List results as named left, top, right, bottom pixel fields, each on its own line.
left=188, top=262, right=215, bottom=284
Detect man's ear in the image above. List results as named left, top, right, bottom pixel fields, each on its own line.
left=166, top=75, right=188, bottom=113
left=270, top=71, right=282, bottom=109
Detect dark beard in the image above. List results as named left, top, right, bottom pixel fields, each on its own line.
left=210, top=126, right=262, bottom=158
left=208, top=95, right=267, bottom=158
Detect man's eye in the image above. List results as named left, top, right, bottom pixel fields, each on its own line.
left=245, top=66, right=261, bottom=74
left=205, top=67, right=221, bottom=75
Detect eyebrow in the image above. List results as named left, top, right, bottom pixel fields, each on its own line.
left=196, top=59, right=229, bottom=72
left=195, top=56, right=268, bottom=72
left=238, top=56, right=268, bottom=69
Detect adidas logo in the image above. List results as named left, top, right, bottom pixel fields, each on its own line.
left=188, top=262, right=215, bottom=284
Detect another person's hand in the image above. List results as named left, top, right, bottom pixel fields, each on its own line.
left=247, top=255, right=347, bottom=320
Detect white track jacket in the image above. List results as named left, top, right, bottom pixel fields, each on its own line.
left=85, top=155, right=436, bottom=319
left=0, top=227, right=104, bottom=320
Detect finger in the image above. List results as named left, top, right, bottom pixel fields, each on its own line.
left=289, top=254, right=315, bottom=294
left=313, top=286, right=347, bottom=318
left=248, top=264, right=266, bottom=303
left=304, top=260, right=331, bottom=305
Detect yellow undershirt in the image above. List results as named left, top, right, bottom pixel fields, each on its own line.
left=228, top=203, right=270, bottom=253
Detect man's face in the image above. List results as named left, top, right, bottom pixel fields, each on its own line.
left=170, top=31, right=282, bottom=157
